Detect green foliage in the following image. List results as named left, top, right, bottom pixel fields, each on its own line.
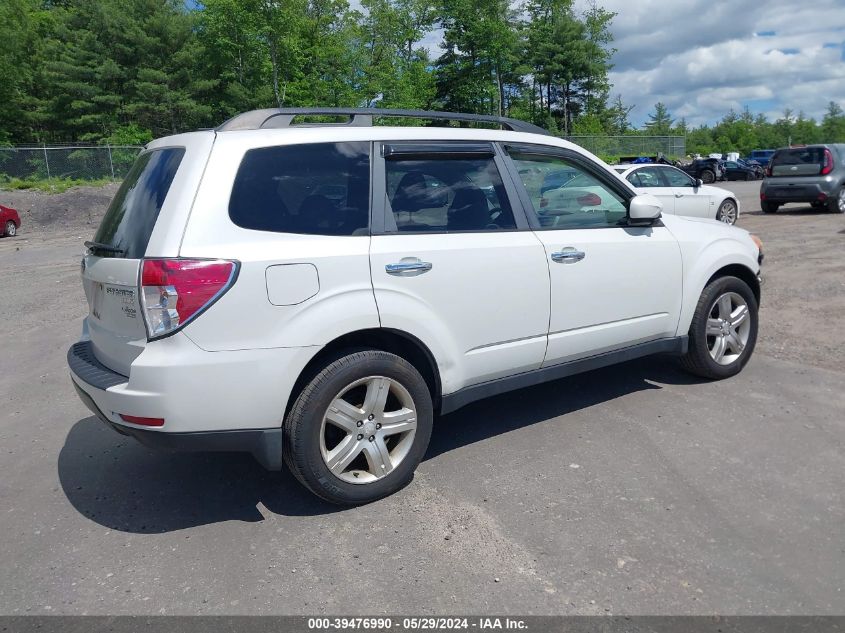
left=681, top=104, right=845, bottom=157
left=1, top=0, right=842, bottom=152
left=0, top=176, right=113, bottom=193
left=644, top=102, right=673, bottom=136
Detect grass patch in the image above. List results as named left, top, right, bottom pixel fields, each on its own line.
left=0, top=177, right=115, bottom=193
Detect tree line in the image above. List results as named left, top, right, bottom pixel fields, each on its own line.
left=645, top=101, right=845, bottom=158
left=0, top=0, right=619, bottom=144
left=1, top=0, right=844, bottom=157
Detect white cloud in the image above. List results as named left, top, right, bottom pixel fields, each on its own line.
left=582, top=0, right=845, bottom=126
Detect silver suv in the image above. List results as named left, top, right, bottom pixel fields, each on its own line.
left=760, top=144, right=845, bottom=213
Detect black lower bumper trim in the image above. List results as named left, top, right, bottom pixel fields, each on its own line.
left=121, top=425, right=284, bottom=471
left=67, top=341, right=127, bottom=390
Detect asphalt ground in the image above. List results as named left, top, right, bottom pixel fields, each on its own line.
left=0, top=179, right=842, bottom=615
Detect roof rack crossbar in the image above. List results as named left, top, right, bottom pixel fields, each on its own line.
left=216, top=107, right=549, bottom=136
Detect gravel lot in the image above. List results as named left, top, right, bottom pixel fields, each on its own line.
left=0, top=180, right=843, bottom=615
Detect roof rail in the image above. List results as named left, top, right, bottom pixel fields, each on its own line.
left=216, top=107, right=550, bottom=136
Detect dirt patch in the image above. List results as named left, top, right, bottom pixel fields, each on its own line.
left=0, top=183, right=119, bottom=237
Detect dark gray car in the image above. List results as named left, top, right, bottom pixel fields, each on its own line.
left=760, top=144, right=845, bottom=214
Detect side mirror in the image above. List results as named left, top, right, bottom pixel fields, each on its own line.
left=629, top=194, right=662, bottom=225
left=695, top=178, right=703, bottom=188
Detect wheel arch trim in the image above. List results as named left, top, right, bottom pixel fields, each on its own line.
left=283, top=327, right=444, bottom=418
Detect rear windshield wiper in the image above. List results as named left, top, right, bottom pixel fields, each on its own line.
left=84, top=240, right=125, bottom=254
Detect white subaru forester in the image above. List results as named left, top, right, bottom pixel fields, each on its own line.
left=68, top=108, right=763, bottom=505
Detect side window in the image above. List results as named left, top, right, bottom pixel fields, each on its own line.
left=385, top=156, right=516, bottom=232
left=628, top=167, right=663, bottom=187
left=662, top=167, right=696, bottom=187
left=509, top=152, right=628, bottom=229
left=229, top=142, right=370, bottom=236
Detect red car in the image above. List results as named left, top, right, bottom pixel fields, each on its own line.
left=1, top=204, right=20, bottom=237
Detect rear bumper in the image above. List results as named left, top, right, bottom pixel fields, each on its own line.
left=68, top=336, right=319, bottom=470
left=71, top=379, right=283, bottom=469
left=761, top=181, right=835, bottom=203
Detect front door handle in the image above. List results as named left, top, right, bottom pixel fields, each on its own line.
left=550, top=248, right=585, bottom=264
left=386, top=258, right=433, bottom=276
left=675, top=193, right=684, bottom=198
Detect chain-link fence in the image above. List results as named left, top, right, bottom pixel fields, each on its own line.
left=565, top=135, right=686, bottom=160
left=0, top=137, right=686, bottom=182
left=0, top=145, right=143, bottom=182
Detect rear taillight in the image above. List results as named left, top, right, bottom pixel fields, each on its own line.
left=821, top=148, right=834, bottom=176
left=140, top=259, right=238, bottom=339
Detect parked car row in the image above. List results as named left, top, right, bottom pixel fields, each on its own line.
left=678, top=157, right=764, bottom=184
left=0, top=204, right=21, bottom=237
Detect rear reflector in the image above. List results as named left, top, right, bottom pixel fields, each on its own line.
left=120, top=414, right=165, bottom=427
left=140, top=259, right=237, bottom=340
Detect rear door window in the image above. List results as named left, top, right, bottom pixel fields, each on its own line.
left=229, top=142, right=370, bottom=236
left=661, top=167, right=696, bottom=187
left=770, top=148, right=826, bottom=176
left=92, top=148, right=185, bottom=258
left=384, top=156, right=516, bottom=232
left=627, top=167, right=664, bottom=187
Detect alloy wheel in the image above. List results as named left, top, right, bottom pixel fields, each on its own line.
left=705, top=292, right=752, bottom=365
left=319, top=376, right=418, bottom=484
left=718, top=201, right=737, bottom=224
left=5, top=221, right=15, bottom=237
left=838, top=189, right=845, bottom=213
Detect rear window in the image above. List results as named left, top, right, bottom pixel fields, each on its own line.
left=771, top=148, right=825, bottom=176
left=93, top=148, right=185, bottom=258
left=229, top=142, right=370, bottom=236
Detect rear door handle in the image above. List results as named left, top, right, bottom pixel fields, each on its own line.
left=550, top=248, right=585, bottom=264
left=386, top=258, right=433, bottom=276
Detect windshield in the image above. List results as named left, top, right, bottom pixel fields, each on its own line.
left=92, top=148, right=185, bottom=258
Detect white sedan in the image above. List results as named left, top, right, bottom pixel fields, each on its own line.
left=613, top=164, right=740, bottom=224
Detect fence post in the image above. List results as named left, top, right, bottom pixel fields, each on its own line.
left=107, top=143, right=115, bottom=180
left=43, top=143, right=51, bottom=180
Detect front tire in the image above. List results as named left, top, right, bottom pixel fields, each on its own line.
left=701, top=170, right=715, bottom=184
left=3, top=221, right=15, bottom=237
left=283, top=350, right=433, bottom=505
left=761, top=201, right=779, bottom=214
left=829, top=188, right=845, bottom=214
left=717, top=199, right=738, bottom=225
left=680, top=276, right=758, bottom=380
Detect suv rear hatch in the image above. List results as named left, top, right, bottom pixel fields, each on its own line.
left=769, top=147, right=831, bottom=177
left=82, top=147, right=186, bottom=376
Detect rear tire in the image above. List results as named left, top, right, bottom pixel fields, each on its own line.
left=680, top=276, right=758, bottom=380
left=761, top=201, right=779, bottom=214
left=283, top=350, right=433, bottom=505
left=3, top=221, right=15, bottom=237
left=829, top=188, right=845, bottom=214
left=701, top=170, right=715, bottom=184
